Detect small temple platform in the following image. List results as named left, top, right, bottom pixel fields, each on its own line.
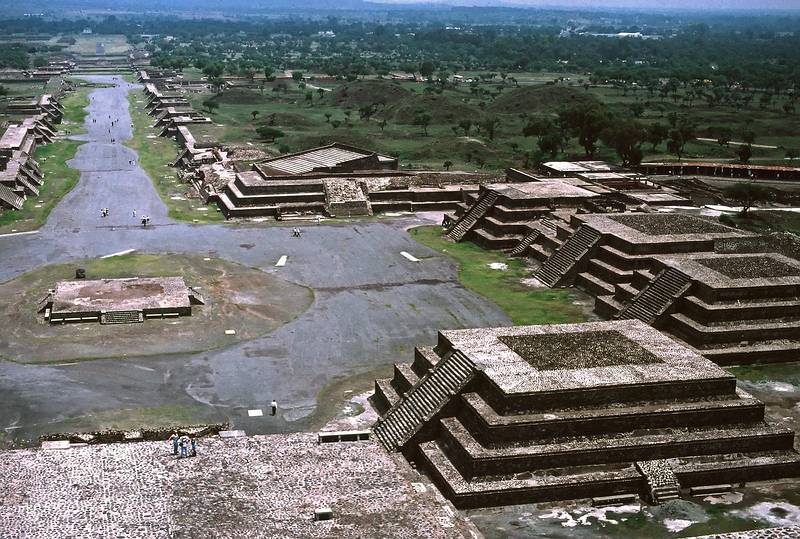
left=42, top=277, right=204, bottom=324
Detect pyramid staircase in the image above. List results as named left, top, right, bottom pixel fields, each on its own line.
left=445, top=191, right=498, bottom=242
left=100, top=310, right=144, bottom=324
left=373, top=350, right=477, bottom=452
left=509, top=229, right=542, bottom=257
left=636, top=460, right=681, bottom=504
left=534, top=226, right=601, bottom=287
left=617, top=268, right=692, bottom=324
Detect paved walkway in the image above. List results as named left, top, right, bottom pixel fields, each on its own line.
left=0, top=434, right=475, bottom=538
left=0, top=76, right=510, bottom=442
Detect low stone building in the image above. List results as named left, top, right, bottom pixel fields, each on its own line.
left=371, top=320, right=800, bottom=508
left=41, top=276, right=204, bottom=324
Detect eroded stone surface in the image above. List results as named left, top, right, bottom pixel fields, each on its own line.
left=0, top=434, right=474, bottom=538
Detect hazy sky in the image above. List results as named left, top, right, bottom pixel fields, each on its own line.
left=373, top=0, right=800, bottom=9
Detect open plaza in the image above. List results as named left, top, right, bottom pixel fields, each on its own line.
left=0, top=21, right=799, bottom=539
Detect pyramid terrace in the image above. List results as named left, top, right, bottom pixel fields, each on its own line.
left=371, top=320, right=800, bottom=509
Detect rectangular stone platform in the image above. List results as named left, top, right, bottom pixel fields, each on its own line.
left=47, top=277, right=199, bottom=324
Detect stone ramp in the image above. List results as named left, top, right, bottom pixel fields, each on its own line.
left=373, top=350, right=477, bottom=452
left=445, top=191, right=498, bottom=242
left=509, top=229, right=541, bottom=257
left=618, top=268, right=692, bottom=324
left=534, top=226, right=601, bottom=287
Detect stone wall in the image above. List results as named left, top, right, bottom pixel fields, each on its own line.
left=39, top=423, right=228, bottom=445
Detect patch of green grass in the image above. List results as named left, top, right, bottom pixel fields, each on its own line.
left=54, top=404, right=224, bottom=433
left=60, top=88, right=91, bottom=130
left=125, top=91, right=224, bottom=223
left=722, top=211, right=800, bottom=236
left=0, top=139, right=82, bottom=234
left=410, top=225, right=586, bottom=325
left=728, top=362, right=800, bottom=386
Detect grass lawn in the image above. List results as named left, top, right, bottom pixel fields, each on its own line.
left=125, top=91, right=224, bottom=223
left=410, top=225, right=586, bottom=325
left=59, top=87, right=91, bottom=134
left=0, top=139, right=82, bottom=234
left=722, top=210, right=800, bottom=236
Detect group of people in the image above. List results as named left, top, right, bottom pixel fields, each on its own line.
left=100, top=208, right=151, bottom=227
left=291, top=227, right=303, bottom=238
left=168, top=432, right=197, bottom=458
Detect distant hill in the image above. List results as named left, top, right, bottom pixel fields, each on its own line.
left=487, top=85, right=601, bottom=115
left=332, top=80, right=412, bottom=108
left=388, top=93, right=482, bottom=125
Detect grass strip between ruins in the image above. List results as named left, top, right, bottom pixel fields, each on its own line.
left=0, top=139, right=83, bottom=235
left=124, top=91, right=225, bottom=223
left=60, top=87, right=91, bottom=134
left=410, top=225, right=586, bottom=325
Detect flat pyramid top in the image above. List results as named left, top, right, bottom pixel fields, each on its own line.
left=439, top=320, right=729, bottom=395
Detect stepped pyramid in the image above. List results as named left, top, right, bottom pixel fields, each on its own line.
left=371, top=320, right=800, bottom=509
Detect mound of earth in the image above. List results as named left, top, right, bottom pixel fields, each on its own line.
left=389, top=93, right=482, bottom=125
left=0, top=254, right=313, bottom=363
left=332, top=80, right=412, bottom=108
left=258, top=111, right=314, bottom=128
left=211, top=89, right=272, bottom=105
left=487, top=85, right=601, bottom=114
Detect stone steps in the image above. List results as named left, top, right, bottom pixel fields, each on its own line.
left=100, top=310, right=144, bottom=324
left=445, top=191, right=498, bottom=242
left=373, top=350, right=476, bottom=452
left=534, top=226, right=601, bottom=287
left=509, top=229, right=542, bottom=258
left=617, top=268, right=692, bottom=324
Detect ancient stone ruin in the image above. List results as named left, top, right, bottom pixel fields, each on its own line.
left=41, top=276, right=204, bottom=324
left=371, top=320, right=800, bottom=508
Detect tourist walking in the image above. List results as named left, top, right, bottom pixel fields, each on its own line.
left=132, top=209, right=137, bottom=218
left=271, top=399, right=278, bottom=416
left=168, top=432, right=179, bottom=456
left=179, top=435, right=190, bottom=458
left=190, top=438, right=197, bottom=457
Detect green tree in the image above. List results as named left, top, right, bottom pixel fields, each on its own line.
left=292, top=71, right=304, bottom=82
left=646, top=123, right=668, bottom=151
left=202, top=100, right=219, bottom=114
left=600, top=119, right=647, bottom=166
left=537, top=130, right=562, bottom=159
left=715, top=126, right=732, bottom=146
left=414, top=113, right=432, bottom=136
left=741, top=130, right=756, bottom=145
left=419, top=60, right=435, bottom=78
left=666, top=117, right=696, bottom=161
left=378, top=118, right=388, bottom=132
left=443, top=160, right=453, bottom=171
left=256, top=126, right=285, bottom=142
left=324, top=112, right=332, bottom=123
left=251, top=110, right=259, bottom=121
left=480, top=116, right=500, bottom=141
left=558, top=103, right=609, bottom=158
left=737, top=144, right=753, bottom=163
left=723, top=182, right=769, bottom=216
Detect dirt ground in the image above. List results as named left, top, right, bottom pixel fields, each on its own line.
left=0, top=254, right=313, bottom=363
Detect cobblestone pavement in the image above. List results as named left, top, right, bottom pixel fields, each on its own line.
left=0, top=434, right=478, bottom=538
